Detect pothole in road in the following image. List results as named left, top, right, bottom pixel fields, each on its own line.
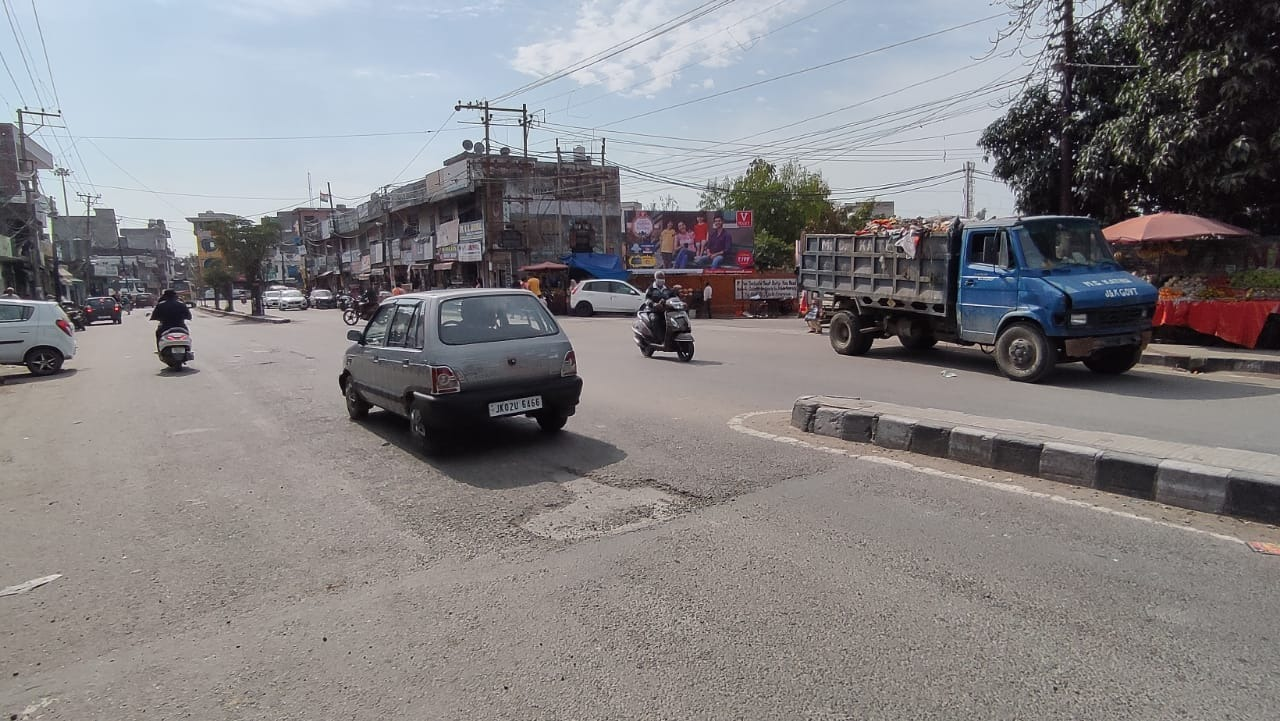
left=519, top=478, right=689, bottom=541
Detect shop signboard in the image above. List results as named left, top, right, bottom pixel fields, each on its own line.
left=370, top=242, right=384, bottom=265
left=359, top=254, right=371, bottom=273
left=459, top=220, right=484, bottom=244
left=437, top=219, right=459, bottom=248
left=622, top=209, right=755, bottom=272
left=734, top=277, right=797, bottom=300
left=437, top=243, right=458, bottom=262
left=458, top=240, right=483, bottom=263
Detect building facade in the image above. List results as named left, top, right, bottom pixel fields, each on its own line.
left=0, top=123, right=54, bottom=296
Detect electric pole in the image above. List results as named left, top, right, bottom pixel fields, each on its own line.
left=1058, top=0, right=1076, bottom=215
left=16, top=108, right=63, bottom=298
left=600, top=138, right=608, bottom=255
left=53, top=167, right=73, bottom=301
left=962, top=161, right=976, bottom=218
left=77, top=191, right=101, bottom=291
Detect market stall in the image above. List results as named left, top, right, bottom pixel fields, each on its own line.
left=1106, top=213, right=1280, bottom=349
left=520, top=261, right=570, bottom=315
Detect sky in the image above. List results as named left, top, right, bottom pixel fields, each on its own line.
left=3, top=0, right=1037, bottom=255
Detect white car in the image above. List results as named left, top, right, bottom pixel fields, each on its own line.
left=263, top=290, right=283, bottom=309
left=279, top=289, right=307, bottom=310
left=0, top=299, right=77, bottom=376
left=569, top=279, right=645, bottom=316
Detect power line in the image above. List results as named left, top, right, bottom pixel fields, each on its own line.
left=87, top=183, right=306, bottom=201
left=1, top=0, right=43, bottom=106
left=493, top=0, right=738, bottom=102
left=597, top=12, right=1006, bottom=128
left=0, top=43, right=25, bottom=105
left=28, top=0, right=58, bottom=109
left=391, top=110, right=456, bottom=183
left=82, top=129, right=442, bottom=142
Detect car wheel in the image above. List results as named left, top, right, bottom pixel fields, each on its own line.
left=344, top=378, right=370, bottom=420
left=829, top=311, right=874, bottom=356
left=574, top=301, right=594, bottom=317
left=536, top=412, right=569, bottom=433
left=409, top=405, right=445, bottom=455
left=113, top=318, right=122, bottom=324
left=24, top=347, right=64, bottom=376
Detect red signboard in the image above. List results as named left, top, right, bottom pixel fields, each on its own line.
left=736, top=211, right=753, bottom=227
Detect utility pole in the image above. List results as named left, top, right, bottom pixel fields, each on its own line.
left=1058, top=0, right=1076, bottom=215
left=600, top=138, right=608, bottom=255
left=556, top=139, right=564, bottom=248
left=77, top=191, right=100, bottom=291
left=456, top=101, right=532, bottom=279
left=962, top=161, right=975, bottom=218
left=52, top=167, right=73, bottom=301
left=16, top=109, right=62, bottom=298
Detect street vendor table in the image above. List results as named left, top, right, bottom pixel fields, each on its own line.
left=1154, top=299, right=1280, bottom=349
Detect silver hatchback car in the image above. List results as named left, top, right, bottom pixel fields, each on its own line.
left=339, top=288, right=582, bottom=452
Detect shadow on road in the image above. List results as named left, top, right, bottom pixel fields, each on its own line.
left=858, top=345, right=1280, bottom=401
left=156, top=367, right=202, bottom=377
left=0, top=368, right=80, bottom=386
left=356, top=410, right=626, bottom=489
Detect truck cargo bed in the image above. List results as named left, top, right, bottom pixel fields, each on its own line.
left=799, top=232, right=955, bottom=317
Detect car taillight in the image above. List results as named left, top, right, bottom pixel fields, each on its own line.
left=55, top=318, right=73, bottom=336
left=114, top=305, right=120, bottom=311
left=561, top=350, right=577, bottom=377
left=431, top=365, right=460, bottom=394
left=83, top=307, right=92, bottom=313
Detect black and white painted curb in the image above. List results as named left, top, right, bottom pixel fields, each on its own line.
left=790, top=397, right=1280, bottom=524
left=1141, top=352, right=1280, bottom=376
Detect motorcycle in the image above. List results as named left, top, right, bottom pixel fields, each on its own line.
left=157, top=326, right=194, bottom=370
left=335, top=292, right=354, bottom=310
left=60, top=302, right=86, bottom=331
left=342, top=302, right=377, bottom=326
left=633, top=296, right=696, bottom=362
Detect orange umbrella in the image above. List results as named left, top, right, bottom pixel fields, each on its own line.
left=1103, top=212, right=1255, bottom=243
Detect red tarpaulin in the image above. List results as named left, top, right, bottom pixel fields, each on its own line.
left=1154, top=299, right=1280, bottom=348
left=519, top=261, right=569, bottom=272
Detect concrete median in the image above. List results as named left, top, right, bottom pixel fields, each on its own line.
left=793, top=395, right=1280, bottom=524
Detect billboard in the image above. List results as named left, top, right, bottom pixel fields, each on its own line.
left=623, top=209, right=754, bottom=272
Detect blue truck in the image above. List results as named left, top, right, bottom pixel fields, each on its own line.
left=799, top=216, right=1159, bottom=383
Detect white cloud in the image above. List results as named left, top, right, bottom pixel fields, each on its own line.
left=701, top=77, right=715, bottom=89
left=391, top=0, right=507, bottom=18
left=510, top=0, right=807, bottom=96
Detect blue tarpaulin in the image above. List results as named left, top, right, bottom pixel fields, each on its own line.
left=561, top=252, right=628, bottom=281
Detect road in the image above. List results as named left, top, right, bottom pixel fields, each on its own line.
left=2, top=307, right=1279, bottom=720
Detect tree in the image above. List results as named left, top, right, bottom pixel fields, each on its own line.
left=750, top=230, right=793, bottom=271
left=210, top=218, right=281, bottom=315
left=700, top=159, right=833, bottom=246
left=981, top=0, right=1280, bottom=230
left=198, top=260, right=235, bottom=311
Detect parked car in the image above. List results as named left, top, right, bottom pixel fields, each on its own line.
left=279, top=289, right=307, bottom=310
left=0, top=299, right=77, bottom=375
left=263, top=290, right=283, bottom=309
left=83, top=296, right=122, bottom=324
left=133, top=292, right=155, bottom=308
left=570, top=279, right=645, bottom=316
left=340, top=289, right=582, bottom=454
left=309, top=289, right=335, bottom=309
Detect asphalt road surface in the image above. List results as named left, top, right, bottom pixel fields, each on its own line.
left=2, top=307, right=1278, bottom=720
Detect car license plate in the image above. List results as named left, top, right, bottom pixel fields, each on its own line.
left=488, top=395, right=542, bottom=417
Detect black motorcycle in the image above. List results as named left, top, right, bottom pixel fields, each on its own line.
left=60, top=302, right=86, bottom=331
left=633, top=296, right=695, bottom=361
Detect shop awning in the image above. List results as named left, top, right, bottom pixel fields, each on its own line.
left=357, top=273, right=371, bottom=280
left=58, top=267, right=78, bottom=282
left=433, top=262, right=454, bottom=271
left=561, top=252, right=628, bottom=281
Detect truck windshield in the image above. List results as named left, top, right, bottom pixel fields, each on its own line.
left=1016, top=219, right=1115, bottom=270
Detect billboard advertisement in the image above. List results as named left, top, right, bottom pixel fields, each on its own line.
left=623, top=209, right=754, bottom=272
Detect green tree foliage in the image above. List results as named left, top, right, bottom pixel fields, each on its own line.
left=981, top=0, right=1280, bottom=230
left=198, top=260, right=235, bottom=312
left=750, top=230, right=793, bottom=271
left=210, top=218, right=281, bottom=315
left=699, top=159, right=833, bottom=245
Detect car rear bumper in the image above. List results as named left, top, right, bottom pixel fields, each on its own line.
left=413, top=375, right=583, bottom=426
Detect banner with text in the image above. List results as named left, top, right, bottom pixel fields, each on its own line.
left=623, top=209, right=754, bottom=272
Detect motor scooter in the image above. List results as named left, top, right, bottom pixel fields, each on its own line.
left=157, top=326, right=194, bottom=370
left=633, top=297, right=695, bottom=361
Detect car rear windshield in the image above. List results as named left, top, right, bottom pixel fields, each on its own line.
left=438, top=294, right=560, bottom=345
left=88, top=298, right=115, bottom=306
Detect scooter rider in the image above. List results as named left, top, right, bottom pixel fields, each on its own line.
left=150, top=289, right=192, bottom=343
left=644, top=271, right=676, bottom=341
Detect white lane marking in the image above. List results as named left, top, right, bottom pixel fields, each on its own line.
left=170, top=428, right=216, bottom=436
left=728, top=411, right=1245, bottom=547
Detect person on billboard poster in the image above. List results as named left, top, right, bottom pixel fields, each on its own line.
left=657, top=221, right=677, bottom=268
left=693, top=216, right=709, bottom=255
left=673, top=221, right=696, bottom=268
left=696, top=215, right=736, bottom=269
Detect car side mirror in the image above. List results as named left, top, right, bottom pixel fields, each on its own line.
left=346, top=329, right=364, bottom=343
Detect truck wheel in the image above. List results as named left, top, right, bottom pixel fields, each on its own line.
left=1083, top=345, right=1142, bottom=375
left=995, top=323, right=1054, bottom=383
left=898, top=320, right=937, bottom=351
left=829, top=311, right=873, bottom=356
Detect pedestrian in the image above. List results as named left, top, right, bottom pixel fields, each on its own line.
left=526, top=274, right=542, bottom=298
left=702, top=282, right=713, bottom=319
left=391, top=285, right=405, bottom=296
left=805, top=291, right=822, bottom=334
left=2, top=287, right=19, bottom=298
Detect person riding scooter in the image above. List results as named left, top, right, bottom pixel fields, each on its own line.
left=150, top=289, right=192, bottom=344
left=644, top=271, right=676, bottom=342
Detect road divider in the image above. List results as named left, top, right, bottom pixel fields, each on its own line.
left=791, top=395, right=1280, bottom=523
left=196, top=307, right=290, bottom=324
